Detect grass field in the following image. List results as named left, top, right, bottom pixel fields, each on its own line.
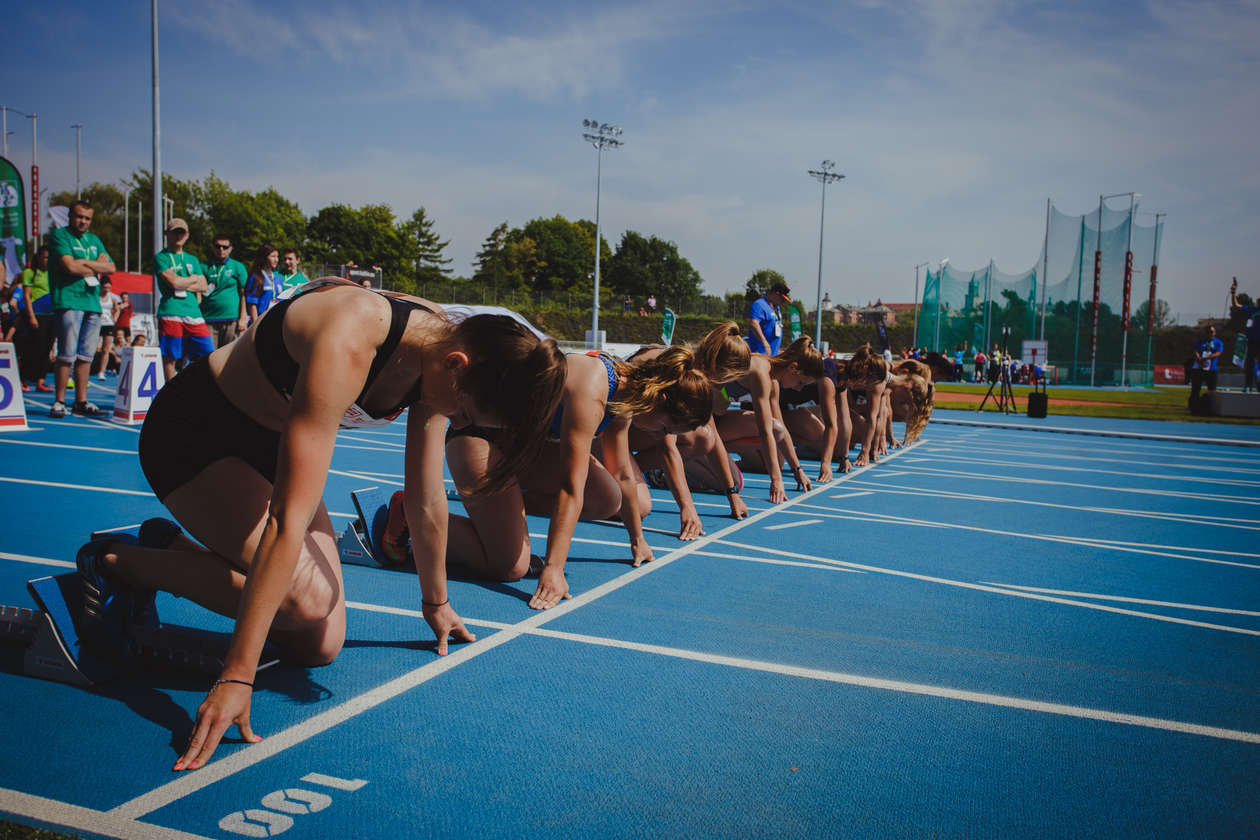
left=932, top=384, right=1260, bottom=425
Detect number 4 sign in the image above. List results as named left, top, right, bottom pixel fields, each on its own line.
left=0, top=343, right=31, bottom=431
left=113, top=346, right=165, bottom=425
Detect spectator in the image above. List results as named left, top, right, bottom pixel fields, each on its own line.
left=15, top=246, right=54, bottom=392
left=132, top=333, right=148, bottom=347
left=245, top=244, right=282, bottom=324
left=1229, top=278, right=1260, bottom=392
left=278, top=247, right=308, bottom=292
left=48, top=200, right=115, bottom=418
left=953, top=344, right=965, bottom=381
left=748, top=282, right=790, bottom=355
left=93, top=277, right=122, bottom=379
left=623, top=294, right=632, bottom=313
left=1, top=275, right=18, bottom=344
left=973, top=349, right=986, bottom=382
left=1189, top=324, right=1223, bottom=413
left=200, top=233, right=249, bottom=348
left=114, top=291, right=133, bottom=346
left=154, top=218, right=212, bottom=381
left=646, top=293, right=657, bottom=313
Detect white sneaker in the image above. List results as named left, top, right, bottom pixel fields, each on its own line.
left=97, top=374, right=106, bottom=381
left=49, top=401, right=67, bottom=419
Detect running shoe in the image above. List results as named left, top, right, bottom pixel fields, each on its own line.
left=380, top=490, right=410, bottom=566
left=71, top=400, right=110, bottom=418
left=138, top=517, right=183, bottom=550
left=20, top=382, right=30, bottom=392
left=48, top=400, right=67, bottom=418
left=35, top=382, right=53, bottom=392
left=76, top=535, right=150, bottom=658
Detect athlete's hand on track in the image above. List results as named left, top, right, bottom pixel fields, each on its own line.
left=174, top=682, right=261, bottom=771
left=816, top=465, right=833, bottom=483
left=529, top=565, right=571, bottom=610
left=424, top=601, right=475, bottom=656
left=769, top=478, right=787, bottom=504
left=728, top=493, right=748, bottom=520
left=793, top=467, right=813, bottom=493
left=677, top=509, right=705, bottom=541
left=854, top=452, right=870, bottom=467
left=839, top=459, right=852, bottom=475
left=630, top=540, right=656, bottom=568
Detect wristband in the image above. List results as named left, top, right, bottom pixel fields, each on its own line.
left=212, top=678, right=254, bottom=691
left=723, top=485, right=739, bottom=496
left=422, top=597, right=449, bottom=608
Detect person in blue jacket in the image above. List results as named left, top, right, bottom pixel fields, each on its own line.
left=747, top=282, right=790, bottom=355
left=1189, top=323, right=1224, bottom=412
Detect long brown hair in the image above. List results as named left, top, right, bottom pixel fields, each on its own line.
left=609, top=346, right=712, bottom=431
left=693, top=322, right=750, bottom=384
left=247, top=244, right=279, bottom=297
left=452, top=315, right=566, bottom=494
left=898, top=373, right=934, bottom=444
left=846, top=343, right=889, bottom=385
left=769, top=336, right=825, bottom=379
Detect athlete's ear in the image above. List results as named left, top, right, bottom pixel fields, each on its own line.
left=443, top=350, right=471, bottom=374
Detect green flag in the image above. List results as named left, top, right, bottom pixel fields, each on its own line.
left=787, top=304, right=803, bottom=341
left=0, top=157, right=27, bottom=281
left=661, top=308, right=676, bottom=346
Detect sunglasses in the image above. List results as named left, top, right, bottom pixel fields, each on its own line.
left=214, top=243, right=232, bottom=249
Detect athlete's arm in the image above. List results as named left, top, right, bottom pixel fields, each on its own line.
left=602, top=416, right=654, bottom=566
left=815, top=376, right=838, bottom=482
left=660, top=432, right=704, bottom=540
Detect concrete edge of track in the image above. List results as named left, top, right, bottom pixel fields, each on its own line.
left=931, top=417, right=1260, bottom=448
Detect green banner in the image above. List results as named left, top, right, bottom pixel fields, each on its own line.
left=0, top=157, right=27, bottom=281
left=660, top=308, right=676, bottom=345
left=787, top=304, right=803, bottom=341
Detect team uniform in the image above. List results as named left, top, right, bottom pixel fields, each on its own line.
left=154, top=248, right=214, bottom=363
left=48, top=226, right=107, bottom=364
left=201, top=257, right=249, bottom=347
left=747, top=296, right=783, bottom=355
left=245, top=271, right=284, bottom=320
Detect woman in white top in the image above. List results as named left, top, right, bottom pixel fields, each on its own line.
left=94, top=277, right=123, bottom=379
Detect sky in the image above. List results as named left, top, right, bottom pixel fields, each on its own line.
left=7, top=0, right=1258, bottom=322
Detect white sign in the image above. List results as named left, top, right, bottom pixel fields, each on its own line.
left=1022, top=339, right=1049, bottom=366
left=113, top=346, right=165, bottom=425
left=0, top=343, right=30, bottom=431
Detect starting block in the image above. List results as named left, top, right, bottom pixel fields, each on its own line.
left=0, top=528, right=279, bottom=687
left=338, top=486, right=402, bottom=569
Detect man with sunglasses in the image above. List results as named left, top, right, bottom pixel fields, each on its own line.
left=199, top=234, right=249, bottom=346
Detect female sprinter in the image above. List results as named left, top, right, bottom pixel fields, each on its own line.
left=711, top=337, right=824, bottom=501
left=444, top=347, right=712, bottom=609
left=623, top=323, right=753, bottom=534
left=76, top=278, right=565, bottom=770
left=775, top=352, right=849, bottom=476
left=845, top=345, right=933, bottom=463
left=872, top=358, right=935, bottom=447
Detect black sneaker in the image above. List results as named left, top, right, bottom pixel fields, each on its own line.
left=48, top=400, right=67, bottom=418
left=71, top=400, right=110, bottom=418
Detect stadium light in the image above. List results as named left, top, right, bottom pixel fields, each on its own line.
left=807, top=161, right=844, bottom=345
left=71, top=124, right=83, bottom=198
left=580, top=119, right=624, bottom=349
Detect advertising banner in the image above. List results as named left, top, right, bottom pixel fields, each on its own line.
left=0, top=157, right=27, bottom=282
left=660, top=308, right=676, bottom=346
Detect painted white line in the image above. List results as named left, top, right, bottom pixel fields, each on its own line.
left=0, top=788, right=211, bottom=840
left=0, top=438, right=135, bottom=455
left=0, top=475, right=152, bottom=497
left=689, top=549, right=863, bottom=573
left=328, top=468, right=403, bottom=487
left=0, top=551, right=74, bottom=569
left=874, top=470, right=906, bottom=477
left=716, top=539, right=1260, bottom=636
left=109, top=444, right=921, bottom=820
left=923, top=444, right=1260, bottom=475
left=979, top=583, right=1260, bottom=616
left=328, top=511, right=356, bottom=519
left=830, top=491, right=873, bottom=499
left=764, top=518, right=824, bottom=531
left=917, top=452, right=1260, bottom=489
left=930, top=417, right=1260, bottom=448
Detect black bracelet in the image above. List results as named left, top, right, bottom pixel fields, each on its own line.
left=723, top=485, right=739, bottom=496
left=422, top=597, right=449, bottom=608
left=212, top=678, right=254, bottom=691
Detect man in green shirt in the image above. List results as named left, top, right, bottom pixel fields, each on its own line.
left=199, top=233, right=249, bottom=347
left=48, top=201, right=114, bottom=418
left=154, top=218, right=211, bottom=380
left=279, top=247, right=309, bottom=291
left=16, top=246, right=54, bottom=392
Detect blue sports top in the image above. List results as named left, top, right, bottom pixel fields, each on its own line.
left=549, top=352, right=618, bottom=438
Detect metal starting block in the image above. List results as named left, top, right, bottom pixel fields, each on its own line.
left=338, top=486, right=407, bottom=570
left=1, top=531, right=280, bottom=687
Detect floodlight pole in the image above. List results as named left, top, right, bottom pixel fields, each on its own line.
left=72, top=124, right=83, bottom=198
left=913, top=262, right=929, bottom=347
left=1, top=106, right=6, bottom=159
left=808, top=161, right=844, bottom=345
left=152, top=0, right=163, bottom=271
left=123, top=186, right=132, bottom=272
left=581, top=119, right=623, bottom=349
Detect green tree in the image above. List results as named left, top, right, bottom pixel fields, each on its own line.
left=745, top=268, right=787, bottom=303
left=506, top=215, right=601, bottom=292
left=472, top=221, right=512, bottom=291
left=1133, top=298, right=1172, bottom=331
left=118, top=170, right=205, bottom=272
left=403, top=207, right=452, bottom=286
left=200, top=173, right=306, bottom=262
left=306, top=203, right=417, bottom=288
left=604, top=230, right=703, bottom=308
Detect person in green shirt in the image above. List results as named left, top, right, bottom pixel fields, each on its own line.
left=16, top=246, right=54, bottom=391
left=199, top=233, right=249, bottom=347
left=48, top=201, right=114, bottom=418
left=154, top=218, right=211, bottom=380
left=279, top=247, right=309, bottom=291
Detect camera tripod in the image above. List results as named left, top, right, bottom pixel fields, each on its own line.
left=978, top=327, right=1016, bottom=414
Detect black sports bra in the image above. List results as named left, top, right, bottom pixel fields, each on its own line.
left=254, top=285, right=432, bottom=424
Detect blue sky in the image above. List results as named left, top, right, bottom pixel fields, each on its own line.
left=8, top=0, right=1257, bottom=321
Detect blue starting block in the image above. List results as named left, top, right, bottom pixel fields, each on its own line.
left=0, top=525, right=280, bottom=687
left=338, top=486, right=407, bottom=570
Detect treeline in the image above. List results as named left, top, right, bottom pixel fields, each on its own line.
left=50, top=171, right=734, bottom=313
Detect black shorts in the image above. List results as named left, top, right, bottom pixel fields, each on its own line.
left=445, top=423, right=500, bottom=446
left=139, top=358, right=281, bottom=501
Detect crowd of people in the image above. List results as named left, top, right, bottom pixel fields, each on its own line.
left=3, top=201, right=938, bottom=771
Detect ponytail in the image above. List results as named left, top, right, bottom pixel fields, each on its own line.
left=693, top=321, right=749, bottom=384
left=610, top=346, right=712, bottom=431
left=770, top=336, right=825, bottom=379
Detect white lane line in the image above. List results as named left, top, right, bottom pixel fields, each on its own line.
left=342, top=600, right=1260, bottom=746
left=689, top=549, right=863, bottom=573
left=785, top=503, right=1260, bottom=570
left=0, top=551, right=74, bottom=569
left=0, top=788, right=211, bottom=840
left=328, top=468, right=402, bottom=487
left=922, top=445, right=1260, bottom=475
left=0, top=475, right=152, bottom=496
left=716, top=539, right=1260, bottom=636
left=24, top=396, right=142, bottom=434
left=108, top=443, right=921, bottom=820
left=764, top=518, right=824, bottom=531
left=979, top=583, right=1260, bottom=616
left=0, top=438, right=135, bottom=455
left=929, top=417, right=1260, bottom=449
left=915, top=452, right=1260, bottom=487
left=830, top=491, right=873, bottom=499
left=874, top=471, right=906, bottom=477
